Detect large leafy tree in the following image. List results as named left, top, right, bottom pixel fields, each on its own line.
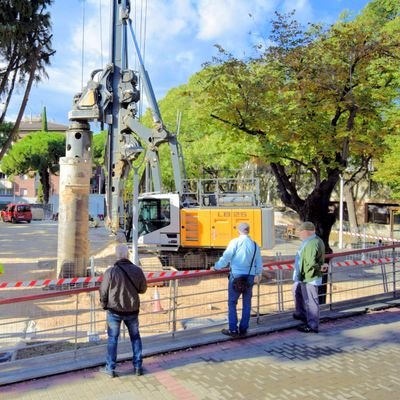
left=140, top=82, right=260, bottom=192
left=0, top=0, right=55, bottom=161
left=192, top=1, right=400, bottom=249
left=0, top=132, right=65, bottom=203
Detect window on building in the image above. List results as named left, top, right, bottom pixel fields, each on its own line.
left=20, top=188, right=28, bottom=196
left=0, top=172, right=7, bottom=179
left=365, top=203, right=400, bottom=225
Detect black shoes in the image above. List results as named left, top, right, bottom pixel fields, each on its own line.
left=221, top=328, right=239, bottom=338
left=221, top=328, right=248, bottom=338
left=100, top=366, right=144, bottom=377
left=99, top=366, right=118, bottom=378
left=134, top=367, right=143, bottom=376
left=296, top=324, right=319, bottom=333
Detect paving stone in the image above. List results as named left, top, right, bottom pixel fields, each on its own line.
left=2, top=308, right=400, bottom=399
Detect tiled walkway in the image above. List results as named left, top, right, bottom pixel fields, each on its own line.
left=2, top=307, right=400, bottom=400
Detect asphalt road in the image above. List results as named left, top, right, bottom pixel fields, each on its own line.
left=0, top=220, right=112, bottom=282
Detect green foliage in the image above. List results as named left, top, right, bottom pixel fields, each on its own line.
left=0, top=0, right=55, bottom=158
left=1, top=131, right=65, bottom=203
left=1, top=131, right=64, bottom=175
left=92, top=130, right=106, bottom=166
left=41, top=106, right=48, bottom=132
left=0, top=0, right=54, bottom=87
left=140, top=0, right=400, bottom=246
left=140, top=77, right=261, bottom=190
left=0, top=122, right=13, bottom=147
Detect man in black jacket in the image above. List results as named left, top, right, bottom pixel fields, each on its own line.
left=99, top=244, right=147, bottom=377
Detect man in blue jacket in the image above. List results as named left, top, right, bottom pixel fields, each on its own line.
left=213, top=222, right=263, bottom=337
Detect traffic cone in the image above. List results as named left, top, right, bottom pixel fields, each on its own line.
left=152, top=286, right=164, bottom=313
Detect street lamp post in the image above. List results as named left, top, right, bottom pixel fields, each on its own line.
left=339, top=175, right=344, bottom=249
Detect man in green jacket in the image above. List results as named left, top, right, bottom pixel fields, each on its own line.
left=292, top=221, right=327, bottom=333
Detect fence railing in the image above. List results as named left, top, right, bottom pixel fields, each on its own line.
left=0, top=245, right=399, bottom=365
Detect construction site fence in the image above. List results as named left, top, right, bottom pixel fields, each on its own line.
left=0, top=244, right=399, bottom=365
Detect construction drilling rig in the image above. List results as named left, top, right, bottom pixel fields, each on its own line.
left=56, top=0, right=274, bottom=277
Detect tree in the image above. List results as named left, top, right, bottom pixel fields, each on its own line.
left=194, top=1, right=400, bottom=249
left=373, top=134, right=400, bottom=198
left=0, top=0, right=55, bottom=161
left=0, top=122, right=13, bottom=148
left=140, top=82, right=260, bottom=192
left=42, top=106, right=48, bottom=132
left=0, top=132, right=65, bottom=203
left=92, top=130, right=107, bottom=166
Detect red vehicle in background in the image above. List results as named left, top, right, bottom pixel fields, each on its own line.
left=0, top=203, right=32, bottom=223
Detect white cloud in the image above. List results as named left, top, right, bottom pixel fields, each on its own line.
left=140, top=0, right=197, bottom=41
left=175, top=51, right=195, bottom=65
left=196, top=0, right=278, bottom=41
left=282, top=0, right=314, bottom=22
left=2, top=0, right=369, bottom=127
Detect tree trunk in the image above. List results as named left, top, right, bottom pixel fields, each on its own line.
left=344, top=183, right=358, bottom=233
left=0, top=51, right=18, bottom=97
left=0, top=54, right=38, bottom=162
left=0, top=67, right=18, bottom=124
left=271, top=162, right=339, bottom=252
left=39, top=168, right=50, bottom=204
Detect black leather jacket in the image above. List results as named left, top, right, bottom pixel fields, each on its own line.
left=99, top=258, right=147, bottom=315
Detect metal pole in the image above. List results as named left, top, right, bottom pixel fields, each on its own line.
left=74, top=294, right=79, bottom=359
left=256, top=277, right=261, bottom=323
left=392, top=245, right=396, bottom=298
left=329, top=261, right=333, bottom=310
left=339, top=175, right=344, bottom=249
left=361, top=225, right=366, bottom=261
left=171, top=280, right=178, bottom=337
left=131, top=167, right=139, bottom=265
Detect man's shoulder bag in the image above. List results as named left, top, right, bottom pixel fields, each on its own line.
left=232, top=241, right=257, bottom=293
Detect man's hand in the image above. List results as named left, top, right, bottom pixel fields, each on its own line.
left=210, top=266, right=216, bottom=271
left=254, top=275, right=262, bottom=284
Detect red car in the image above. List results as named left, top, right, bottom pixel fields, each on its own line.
left=0, top=203, right=32, bottom=223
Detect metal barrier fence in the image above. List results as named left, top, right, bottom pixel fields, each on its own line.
left=0, top=245, right=399, bottom=365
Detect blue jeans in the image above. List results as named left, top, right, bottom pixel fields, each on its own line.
left=105, top=311, right=143, bottom=372
left=228, top=274, right=255, bottom=333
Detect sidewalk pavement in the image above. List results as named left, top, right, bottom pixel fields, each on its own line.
left=1, top=296, right=400, bottom=399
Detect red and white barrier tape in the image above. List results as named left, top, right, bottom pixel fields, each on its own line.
left=331, top=230, right=400, bottom=243
left=0, top=276, right=103, bottom=289
left=332, top=257, right=398, bottom=267
left=0, top=269, right=204, bottom=289
left=0, top=257, right=398, bottom=289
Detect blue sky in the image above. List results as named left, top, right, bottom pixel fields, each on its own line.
left=7, top=0, right=371, bottom=128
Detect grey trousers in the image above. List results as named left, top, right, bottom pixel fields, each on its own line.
left=293, top=281, right=320, bottom=330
